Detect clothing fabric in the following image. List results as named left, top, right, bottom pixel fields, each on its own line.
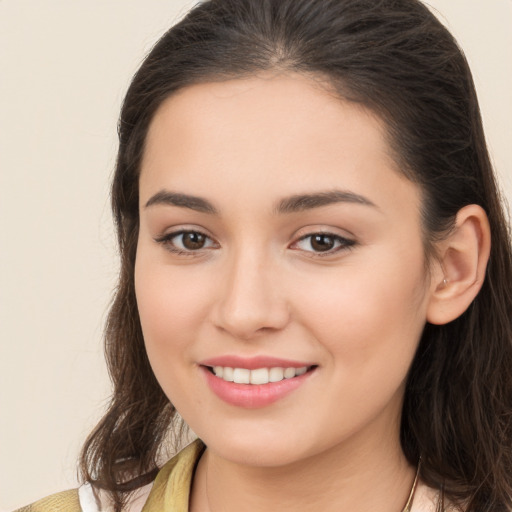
left=12, top=489, right=80, bottom=512
left=14, top=439, right=441, bottom=511
left=12, top=440, right=204, bottom=512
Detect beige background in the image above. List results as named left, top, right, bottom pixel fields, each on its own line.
left=1, top=1, right=511, bottom=509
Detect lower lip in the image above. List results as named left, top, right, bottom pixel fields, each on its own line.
left=201, top=366, right=314, bottom=409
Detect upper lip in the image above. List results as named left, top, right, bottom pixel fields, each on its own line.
left=198, top=355, right=316, bottom=370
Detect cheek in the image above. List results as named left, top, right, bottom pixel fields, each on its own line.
left=134, top=250, right=211, bottom=370
left=290, top=247, right=428, bottom=369
left=134, top=253, right=218, bottom=417
left=286, top=252, right=428, bottom=437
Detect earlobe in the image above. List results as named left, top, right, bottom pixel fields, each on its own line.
left=427, top=204, right=491, bottom=325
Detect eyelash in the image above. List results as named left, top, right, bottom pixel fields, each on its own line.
left=292, top=232, right=356, bottom=257
left=154, top=230, right=356, bottom=258
left=154, top=230, right=218, bottom=257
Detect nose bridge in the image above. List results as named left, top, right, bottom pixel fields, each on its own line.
left=214, top=242, right=289, bottom=339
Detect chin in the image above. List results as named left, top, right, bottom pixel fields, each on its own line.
left=211, top=438, right=306, bottom=467
left=192, top=418, right=322, bottom=468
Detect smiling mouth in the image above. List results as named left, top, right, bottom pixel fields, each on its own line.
left=204, top=365, right=317, bottom=385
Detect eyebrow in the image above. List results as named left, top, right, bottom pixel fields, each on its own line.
left=145, top=191, right=218, bottom=214
left=144, top=189, right=377, bottom=215
left=274, top=190, right=377, bottom=214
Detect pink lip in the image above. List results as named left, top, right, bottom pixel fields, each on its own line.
left=199, top=355, right=314, bottom=370
left=198, top=356, right=317, bottom=409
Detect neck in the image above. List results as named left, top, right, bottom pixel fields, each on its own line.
left=190, top=419, right=417, bottom=512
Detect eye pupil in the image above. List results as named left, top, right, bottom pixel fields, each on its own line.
left=183, top=232, right=206, bottom=250
left=311, top=234, right=335, bottom=252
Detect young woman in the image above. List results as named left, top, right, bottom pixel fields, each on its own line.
left=17, top=0, right=512, bottom=511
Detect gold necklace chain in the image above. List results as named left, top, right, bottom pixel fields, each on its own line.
left=205, top=457, right=422, bottom=512
left=402, top=458, right=422, bottom=512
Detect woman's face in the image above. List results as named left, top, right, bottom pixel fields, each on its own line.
left=135, top=74, right=436, bottom=467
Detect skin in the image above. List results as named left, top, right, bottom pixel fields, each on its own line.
left=135, top=73, right=444, bottom=511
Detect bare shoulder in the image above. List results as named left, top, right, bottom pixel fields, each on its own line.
left=411, top=481, right=440, bottom=512
left=412, top=482, right=463, bottom=512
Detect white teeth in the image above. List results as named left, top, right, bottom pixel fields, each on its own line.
left=211, top=366, right=309, bottom=384
left=222, top=367, right=234, bottom=382
left=233, top=368, right=250, bottom=384
left=269, top=367, right=284, bottom=382
left=295, top=366, right=307, bottom=376
left=284, top=367, right=296, bottom=379
left=250, top=368, right=269, bottom=385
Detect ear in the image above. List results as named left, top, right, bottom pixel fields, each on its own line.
left=427, top=204, right=491, bottom=325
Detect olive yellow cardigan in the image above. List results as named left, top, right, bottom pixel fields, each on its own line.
left=14, top=440, right=205, bottom=512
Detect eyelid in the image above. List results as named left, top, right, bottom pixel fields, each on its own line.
left=154, top=227, right=219, bottom=256
left=153, top=226, right=356, bottom=258
left=289, top=230, right=356, bottom=257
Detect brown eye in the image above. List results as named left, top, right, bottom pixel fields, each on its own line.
left=292, top=232, right=355, bottom=256
left=181, top=231, right=207, bottom=250
left=155, top=229, right=217, bottom=254
left=310, top=234, right=336, bottom=252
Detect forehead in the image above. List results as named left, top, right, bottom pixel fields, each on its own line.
left=144, top=74, right=390, bottom=166
left=140, top=73, right=419, bottom=218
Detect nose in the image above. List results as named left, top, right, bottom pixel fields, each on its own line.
left=212, top=248, right=290, bottom=340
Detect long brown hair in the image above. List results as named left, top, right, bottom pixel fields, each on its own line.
left=80, top=1, right=512, bottom=510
